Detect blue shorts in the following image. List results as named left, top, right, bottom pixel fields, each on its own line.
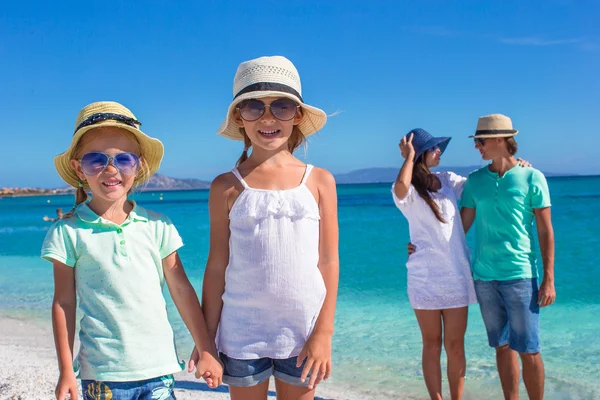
left=82, top=375, right=176, bottom=400
left=474, top=278, right=540, bottom=354
left=219, top=353, right=309, bottom=387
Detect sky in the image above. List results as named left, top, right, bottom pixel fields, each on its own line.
left=1, top=0, right=599, bottom=187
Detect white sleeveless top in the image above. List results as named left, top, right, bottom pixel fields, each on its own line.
left=218, top=164, right=327, bottom=359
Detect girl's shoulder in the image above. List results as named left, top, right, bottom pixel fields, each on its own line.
left=308, top=166, right=336, bottom=188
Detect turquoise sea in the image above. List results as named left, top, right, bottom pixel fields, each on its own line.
left=1, top=176, right=599, bottom=399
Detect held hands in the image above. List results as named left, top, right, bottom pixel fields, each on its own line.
left=188, top=345, right=224, bottom=389
left=296, top=331, right=333, bottom=390
left=55, top=372, right=78, bottom=400
left=399, top=133, right=416, bottom=160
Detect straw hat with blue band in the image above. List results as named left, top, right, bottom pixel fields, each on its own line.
left=469, top=114, right=518, bottom=138
left=406, top=128, right=452, bottom=161
left=54, top=101, right=164, bottom=188
left=217, top=55, right=327, bottom=141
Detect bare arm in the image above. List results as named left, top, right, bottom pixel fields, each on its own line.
left=201, top=175, right=232, bottom=342
left=298, top=168, right=340, bottom=389
left=52, top=261, right=79, bottom=400
left=460, top=207, right=476, bottom=234
left=164, top=251, right=222, bottom=386
left=313, top=169, right=339, bottom=337
left=163, top=251, right=217, bottom=353
left=393, top=133, right=416, bottom=200
left=534, top=207, right=556, bottom=307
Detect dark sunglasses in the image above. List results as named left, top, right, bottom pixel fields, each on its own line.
left=80, top=152, right=140, bottom=176
left=237, top=98, right=299, bottom=122
left=474, top=137, right=488, bottom=146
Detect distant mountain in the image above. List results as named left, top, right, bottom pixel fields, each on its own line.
left=143, top=173, right=211, bottom=190
left=334, top=166, right=569, bottom=184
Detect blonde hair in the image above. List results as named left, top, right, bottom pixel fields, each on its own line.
left=235, top=125, right=306, bottom=167
left=63, top=128, right=151, bottom=218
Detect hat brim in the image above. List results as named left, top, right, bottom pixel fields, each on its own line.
left=469, top=130, right=518, bottom=138
left=216, top=91, right=327, bottom=141
left=54, top=121, right=164, bottom=188
left=415, top=137, right=451, bottom=161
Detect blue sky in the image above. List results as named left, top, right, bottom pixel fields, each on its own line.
left=1, top=0, right=599, bottom=187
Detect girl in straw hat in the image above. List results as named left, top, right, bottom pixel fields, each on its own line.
left=41, top=101, right=222, bottom=400
left=189, top=55, right=339, bottom=400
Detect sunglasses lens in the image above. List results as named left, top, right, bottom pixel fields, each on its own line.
left=270, top=98, right=298, bottom=121
left=238, top=99, right=265, bottom=121
left=114, top=153, right=140, bottom=176
left=81, top=152, right=108, bottom=176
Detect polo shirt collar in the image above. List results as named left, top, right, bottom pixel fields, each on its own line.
left=76, top=201, right=149, bottom=224
left=486, top=163, right=519, bottom=178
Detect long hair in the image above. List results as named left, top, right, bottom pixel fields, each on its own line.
left=235, top=125, right=306, bottom=167
left=412, top=152, right=446, bottom=223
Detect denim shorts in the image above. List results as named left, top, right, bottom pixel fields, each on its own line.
left=219, top=353, right=309, bottom=387
left=474, top=278, right=540, bottom=354
left=82, top=375, right=176, bottom=400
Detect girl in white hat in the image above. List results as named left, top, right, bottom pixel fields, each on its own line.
left=41, top=101, right=222, bottom=400
left=190, top=56, right=339, bottom=400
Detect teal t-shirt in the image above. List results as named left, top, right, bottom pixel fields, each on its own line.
left=461, top=165, right=551, bottom=281
left=41, top=202, right=185, bottom=381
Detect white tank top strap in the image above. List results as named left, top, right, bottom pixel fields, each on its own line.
left=301, top=164, right=314, bottom=185
left=231, top=168, right=250, bottom=189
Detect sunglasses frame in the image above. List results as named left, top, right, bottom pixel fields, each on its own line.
left=236, top=98, right=300, bottom=122
left=79, top=152, right=140, bottom=177
left=474, top=137, right=488, bottom=146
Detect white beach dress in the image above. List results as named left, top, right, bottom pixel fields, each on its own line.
left=218, top=164, right=327, bottom=359
left=392, top=172, right=477, bottom=310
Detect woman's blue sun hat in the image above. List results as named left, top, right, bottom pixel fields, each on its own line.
left=405, top=128, right=451, bottom=161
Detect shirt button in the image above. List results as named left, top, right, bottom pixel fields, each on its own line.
left=117, top=228, right=122, bottom=233
left=120, top=240, right=126, bottom=245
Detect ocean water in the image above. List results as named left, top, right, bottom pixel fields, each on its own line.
left=1, top=176, right=599, bottom=399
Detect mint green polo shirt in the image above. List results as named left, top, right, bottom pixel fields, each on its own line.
left=461, top=165, right=551, bottom=281
left=41, top=202, right=184, bottom=381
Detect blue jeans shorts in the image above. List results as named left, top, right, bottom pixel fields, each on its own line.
left=474, top=278, right=540, bottom=354
left=82, top=375, right=176, bottom=400
left=219, top=353, right=309, bottom=387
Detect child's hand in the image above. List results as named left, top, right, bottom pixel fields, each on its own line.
left=55, top=373, right=78, bottom=400
left=297, top=331, right=333, bottom=390
left=188, top=345, right=224, bottom=389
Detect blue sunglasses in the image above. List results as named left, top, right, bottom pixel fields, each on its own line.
left=79, top=152, right=140, bottom=176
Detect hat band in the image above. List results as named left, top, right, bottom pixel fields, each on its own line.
left=475, top=129, right=515, bottom=135
left=234, top=82, right=303, bottom=102
left=74, top=113, right=142, bottom=135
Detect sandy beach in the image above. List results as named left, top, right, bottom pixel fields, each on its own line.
left=0, top=315, right=373, bottom=400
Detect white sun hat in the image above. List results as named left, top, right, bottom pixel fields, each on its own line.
left=217, top=55, right=327, bottom=141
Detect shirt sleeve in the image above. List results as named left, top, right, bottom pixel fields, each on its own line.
left=391, top=183, right=416, bottom=210
left=442, top=171, right=468, bottom=199
left=159, top=215, right=184, bottom=259
left=460, top=176, right=476, bottom=208
left=531, top=170, right=552, bottom=208
left=41, top=221, right=77, bottom=267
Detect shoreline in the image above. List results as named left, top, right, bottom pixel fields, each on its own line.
left=0, top=314, right=378, bottom=400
